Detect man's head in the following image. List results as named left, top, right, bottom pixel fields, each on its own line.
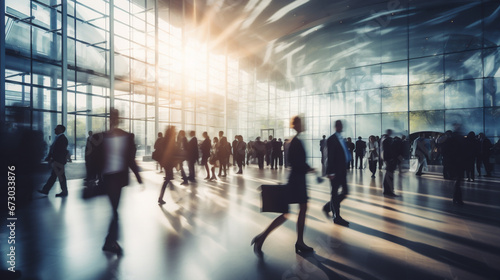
left=190, top=131, right=196, bottom=137
left=158, top=132, right=163, bottom=138
left=88, top=131, right=93, bottom=137
left=335, top=120, right=343, bottom=133
left=358, top=136, right=362, bottom=140
left=219, top=131, right=224, bottom=138
left=110, top=108, right=119, bottom=129
left=55, top=125, right=66, bottom=135
left=203, top=131, right=208, bottom=139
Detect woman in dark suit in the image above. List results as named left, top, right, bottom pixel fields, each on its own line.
left=251, top=116, right=314, bottom=257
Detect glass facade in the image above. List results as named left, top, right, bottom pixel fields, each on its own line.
left=2, top=0, right=500, bottom=167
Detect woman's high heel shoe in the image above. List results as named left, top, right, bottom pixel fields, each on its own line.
left=295, top=243, right=314, bottom=253
left=251, top=235, right=264, bottom=258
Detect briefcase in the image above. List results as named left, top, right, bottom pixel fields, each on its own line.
left=260, top=184, right=289, bottom=213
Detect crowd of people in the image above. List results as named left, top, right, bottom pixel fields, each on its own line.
left=28, top=110, right=498, bottom=257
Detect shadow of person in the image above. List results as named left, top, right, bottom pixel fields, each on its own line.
left=294, top=252, right=363, bottom=280
left=159, top=206, right=183, bottom=233
left=349, top=222, right=500, bottom=278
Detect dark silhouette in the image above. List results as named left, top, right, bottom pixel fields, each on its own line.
left=368, top=135, right=379, bottom=178
left=355, top=136, right=366, bottom=169
left=253, top=137, right=266, bottom=169
left=176, top=130, right=189, bottom=185
left=186, top=131, right=198, bottom=181
left=246, top=139, right=254, bottom=165
left=266, top=135, right=273, bottom=167
left=464, top=131, right=478, bottom=182
left=476, top=133, right=493, bottom=177
left=209, top=136, right=219, bottom=181
left=449, top=124, right=466, bottom=205
left=436, top=131, right=453, bottom=179
left=218, top=135, right=229, bottom=177
left=271, top=137, right=282, bottom=169
left=412, top=133, right=429, bottom=176
left=99, top=109, right=142, bottom=255
left=232, top=136, right=238, bottom=166
left=320, top=135, right=327, bottom=176
left=38, top=124, right=69, bottom=197
left=278, top=138, right=284, bottom=167
left=381, top=129, right=398, bottom=197
left=0, top=105, right=46, bottom=207
left=153, top=132, right=163, bottom=173
left=251, top=116, right=314, bottom=257
left=236, top=135, right=246, bottom=174
left=200, top=132, right=211, bottom=180
left=322, top=120, right=351, bottom=226
left=346, top=137, right=355, bottom=170
left=157, top=126, right=177, bottom=205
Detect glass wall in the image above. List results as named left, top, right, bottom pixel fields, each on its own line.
left=3, top=0, right=234, bottom=159
left=3, top=1, right=500, bottom=167
left=233, top=1, right=500, bottom=167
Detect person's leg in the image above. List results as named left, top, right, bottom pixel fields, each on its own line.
left=41, top=169, right=57, bottom=193
left=204, top=162, right=210, bottom=179
left=296, top=203, right=307, bottom=243
left=158, top=178, right=169, bottom=203
left=188, top=159, right=195, bottom=180
left=252, top=213, right=288, bottom=253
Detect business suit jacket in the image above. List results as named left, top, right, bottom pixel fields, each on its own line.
left=96, top=129, right=142, bottom=187
left=325, top=133, right=347, bottom=176
left=187, top=137, right=199, bottom=162
left=287, top=136, right=310, bottom=203
left=46, top=134, right=68, bottom=165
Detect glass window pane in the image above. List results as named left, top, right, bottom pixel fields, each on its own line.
left=410, top=110, right=444, bottom=133
left=409, top=83, right=445, bottom=111
left=484, top=77, right=500, bottom=107
left=445, top=50, right=482, bottom=81
left=409, top=55, right=444, bottom=84
left=445, top=109, right=483, bottom=135
left=382, top=112, right=409, bottom=136
left=445, top=80, right=483, bottom=109
left=355, top=89, right=380, bottom=114
left=356, top=114, right=381, bottom=138
left=382, top=86, right=408, bottom=112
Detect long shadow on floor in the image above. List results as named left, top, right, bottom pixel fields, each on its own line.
left=349, top=222, right=500, bottom=279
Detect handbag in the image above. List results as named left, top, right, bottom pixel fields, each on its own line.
left=82, top=179, right=106, bottom=199
left=260, top=184, right=289, bottom=213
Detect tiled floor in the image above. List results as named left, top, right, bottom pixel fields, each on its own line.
left=1, top=162, right=499, bottom=280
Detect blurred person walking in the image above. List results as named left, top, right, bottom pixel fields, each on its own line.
left=251, top=116, right=314, bottom=257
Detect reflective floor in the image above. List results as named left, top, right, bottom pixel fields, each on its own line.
left=2, top=162, right=500, bottom=280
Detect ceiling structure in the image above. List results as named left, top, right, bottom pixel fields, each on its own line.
left=158, top=0, right=499, bottom=87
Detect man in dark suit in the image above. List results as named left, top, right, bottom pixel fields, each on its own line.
left=322, top=120, right=351, bottom=226
left=355, top=136, right=366, bottom=169
left=320, top=135, right=327, bottom=176
left=98, top=109, right=142, bottom=254
left=38, top=125, right=69, bottom=197
left=187, top=131, right=198, bottom=181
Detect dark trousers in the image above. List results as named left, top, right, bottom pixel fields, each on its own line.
left=355, top=154, right=364, bottom=169
left=383, top=159, right=397, bottom=194
left=369, top=160, right=377, bottom=175
left=179, top=160, right=187, bottom=180
left=257, top=154, right=264, bottom=169
left=465, top=158, right=475, bottom=180
left=323, top=173, right=348, bottom=219
left=42, top=162, right=67, bottom=194
left=103, top=173, right=125, bottom=243
left=452, top=166, right=464, bottom=202
left=476, top=156, right=492, bottom=176
left=279, top=153, right=283, bottom=166
left=187, top=159, right=196, bottom=179
left=271, top=154, right=279, bottom=168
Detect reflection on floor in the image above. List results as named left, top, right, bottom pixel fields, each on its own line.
left=2, top=163, right=500, bottom=280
